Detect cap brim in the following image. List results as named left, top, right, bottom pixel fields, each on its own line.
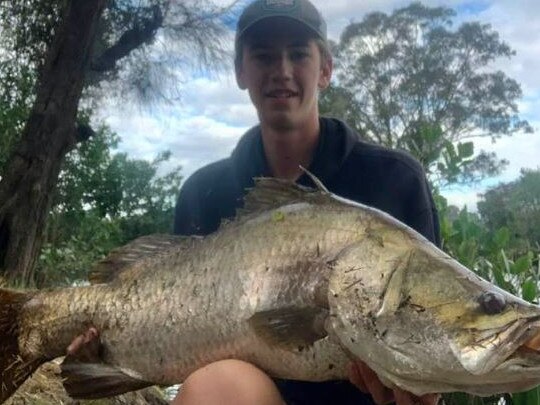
left=236, top=15, right=325, bottom=43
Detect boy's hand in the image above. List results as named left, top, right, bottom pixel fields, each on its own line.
left=349, top=360, right=440, bottom=405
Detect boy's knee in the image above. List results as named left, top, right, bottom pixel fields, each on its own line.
left=175, top=359, right=284, bottom=405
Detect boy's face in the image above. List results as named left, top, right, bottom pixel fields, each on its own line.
left=235, top=19, right=332, bottom=131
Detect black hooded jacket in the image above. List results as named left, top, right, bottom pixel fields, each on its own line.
left=173, top=117, right=440, bottom=405
left=174, top=117, right=440, bottom=245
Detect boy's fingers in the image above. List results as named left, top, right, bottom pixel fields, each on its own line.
left=66, top=327, right=100, bottom=361
left=356, top=361, right=394, bottom=405
left=348, top=362, right=369, bottom=393
left=393, top=388, right=417, bottom=405
left=394, top=387, right=441, bottom=405
left=420, top=393, right=441, bottom=405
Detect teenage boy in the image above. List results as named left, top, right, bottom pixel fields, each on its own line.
left=172, top=1, right=440, bottom=404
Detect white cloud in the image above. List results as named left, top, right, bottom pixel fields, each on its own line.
left=441, top=187, right=483, bottom=211
left=473, top=125, right=540, bottom=182
left=99, top=100, right=254, bottom=180
left=470, top=1, right=540, bottom=94
left=173, top=76, right=258, bottom=127
left=440, top=118, right=540, bottom=211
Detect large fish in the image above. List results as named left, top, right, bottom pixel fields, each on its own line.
left=2, top=177, right=540, bottom=403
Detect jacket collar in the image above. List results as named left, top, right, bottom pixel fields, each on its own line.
left=230, top=117, right=359, bottom=189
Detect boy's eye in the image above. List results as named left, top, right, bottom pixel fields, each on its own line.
left=253, top=53, right=273, bottom=62
left=249, top=48, right=311, bottom=64
left=290, top=51, right=310, bottom=60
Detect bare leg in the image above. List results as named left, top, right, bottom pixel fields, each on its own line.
left=173, top=359, right=285, bottom=405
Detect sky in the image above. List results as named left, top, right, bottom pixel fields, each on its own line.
left=95, top=0, right=540, bottom=211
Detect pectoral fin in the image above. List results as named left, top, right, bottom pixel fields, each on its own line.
left=249, top=307, right=328, bottom=350
left=376, top=250, right=412, bottom=318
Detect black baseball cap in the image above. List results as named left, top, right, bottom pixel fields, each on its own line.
left=236, top=0, right=327, bottom=44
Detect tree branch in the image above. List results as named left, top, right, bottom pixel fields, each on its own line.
left=75, top=122, right=95, bottom=143
left=91, top=5, right=163, bottom=72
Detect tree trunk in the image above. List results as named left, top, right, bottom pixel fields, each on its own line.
left=0, top=0, right=107, bottom=285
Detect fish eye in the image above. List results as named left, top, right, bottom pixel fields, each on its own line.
left=478, top=291, right=507, bottom=315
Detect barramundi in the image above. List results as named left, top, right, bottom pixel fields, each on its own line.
left=2, top=177, right=540, bottom=403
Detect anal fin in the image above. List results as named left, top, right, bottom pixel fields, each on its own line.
left=61, top=360, right=153, bottom=399
left=61, top=328, right=153, bottom=399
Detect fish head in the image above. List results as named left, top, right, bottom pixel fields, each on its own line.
left=328, top=237, right=540, bottom=395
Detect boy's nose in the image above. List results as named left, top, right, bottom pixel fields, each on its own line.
left=271, top=54, right=293, bottom=82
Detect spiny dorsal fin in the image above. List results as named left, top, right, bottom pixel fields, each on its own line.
left=299, top=166, right=329, bottom=193
left=89, top=234, right=197, bottom=284
left=239, top=175, right=332, bottom=218
left=249, top=306, right=328, bottom=351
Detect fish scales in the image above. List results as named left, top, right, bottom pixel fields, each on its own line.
left=18, top=199, right=361, bottom=385
left=3, top=177, right=540, bottom=402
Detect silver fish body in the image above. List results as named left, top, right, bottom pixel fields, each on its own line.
left=2, top=178, right=540, bottom=402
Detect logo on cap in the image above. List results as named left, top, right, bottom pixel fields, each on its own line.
left=263, top=0, right=297, bottom=11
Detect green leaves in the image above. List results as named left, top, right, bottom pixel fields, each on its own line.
left=34, top=122, right=183, bottom=287
left=478, top=169, right=540, bottom=254
left=437, top=140, right=474, bottom=183
left=443, top=392, right=506, bottom=405
left=512, top=254, right=532, bottom=275
left=457, top=142, right=474, bottom=159
left=521, top=279, right=537, bottom=303
left=511, top=387, right=540, bottom=405
left=493, top=227, right=510, bottom=249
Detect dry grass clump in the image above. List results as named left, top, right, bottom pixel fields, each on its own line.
left=6, top=360, right=169, bottom=405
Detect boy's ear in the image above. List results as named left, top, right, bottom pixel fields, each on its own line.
left=235, top=61, right=247, bottom=90
left=318, top=56, right=333, bottom=90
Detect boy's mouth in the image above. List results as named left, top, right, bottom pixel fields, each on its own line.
left=266, top=89, right=298, bottom=98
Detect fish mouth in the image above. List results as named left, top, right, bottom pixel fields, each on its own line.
left=493, top=318, right=540, bottom=369
left=452, top=317, right=540, bottom=375
left=491, top=324, right=540, bottom=374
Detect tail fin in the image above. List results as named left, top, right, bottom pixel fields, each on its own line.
left=0, top=288, right=42, bottom=403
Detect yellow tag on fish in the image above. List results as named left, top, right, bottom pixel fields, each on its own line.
left=272, top=211, right=285, bottom=222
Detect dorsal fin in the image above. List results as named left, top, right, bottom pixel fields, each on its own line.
left=299, top=166, right=329, bottom=193
left=239, top=175, right=332, bottom=218
left=89, top=234, right=196, bottom=284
